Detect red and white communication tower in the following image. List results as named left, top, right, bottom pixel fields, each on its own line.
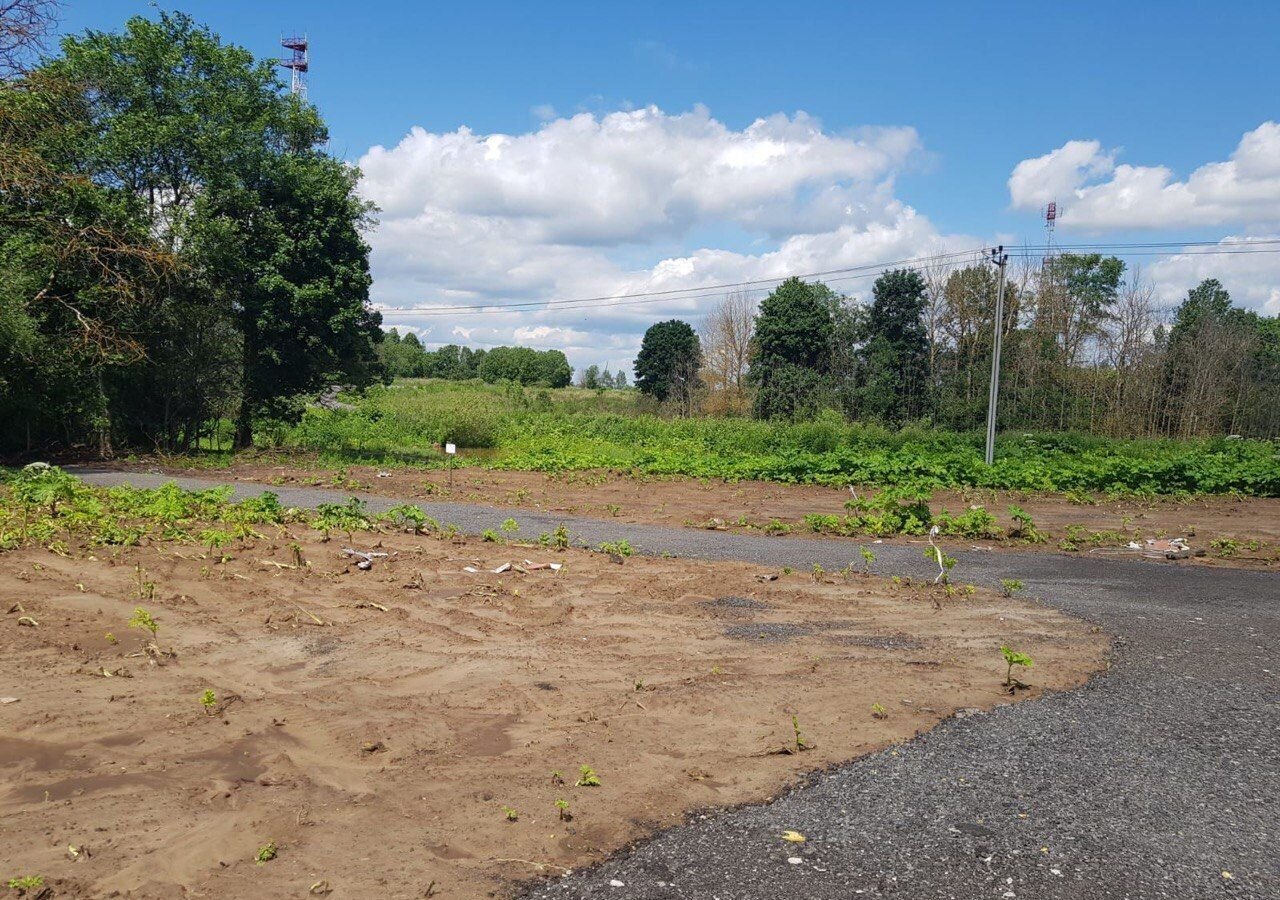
left=279, top=34, right=309, bottom=99
left=1044, top=200, right=1058, bottom=261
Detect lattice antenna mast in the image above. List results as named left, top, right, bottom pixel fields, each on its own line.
left=1043, top=200, right=1059, bottom=264
left=279, top=34, right=309, bottom=99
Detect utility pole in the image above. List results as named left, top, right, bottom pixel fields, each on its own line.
left=984, top=245, right=1009, bottom=466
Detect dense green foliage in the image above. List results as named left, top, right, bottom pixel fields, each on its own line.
left=634, top=319, right=700, bottom=409
left=477, top=345, right=572, bottom=387
left=860, top=268, right=930, bottom=423
left=274, top=381, right=1280, bottom=497
left=749, top=277, right=835, bottom=420
left=378, top=332, right=571, bottom=387
left=723, top=263, right=1280, bottom=439
left=0, top=12, right=382, bottom=454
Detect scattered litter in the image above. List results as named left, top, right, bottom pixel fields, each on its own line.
left=1106, top=537, right=1205, bottom=560
left=16, top=616, right=38, bottom=627
left=7, top=601, right=23, bottom=614
left=493, top=562, right=512, bottom=574
left=361, top=740, right=387, bottom=754
left=787, top=857, right=804, bottom=865
left=342, top=548, right=389, bottom=570
left=0, top=697, right=19, bottom=704
left=609, top=880, right=625, bottom=888
left=376, top=471, right=392, bottom=478
left=524, top=560, right=563, bottom=572
left=81, top=666, right=132, bottom=678
left=310, top=880, right=332, bottom=895
left=754, top=573, right=779, bottom=583
left=355, top=601, right=389, bottom=612
left=463, top=566, right=480, bottom=574
left=781, top=830, right=806, bottom=843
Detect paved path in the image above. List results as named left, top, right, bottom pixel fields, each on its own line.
left=70, top=466, right=1280, bottom=899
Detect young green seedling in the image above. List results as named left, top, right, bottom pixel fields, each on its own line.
left=859, top=546, right=876, bottom=573
left=501, top=805, right=519, bottom=822
left=200, top=689, right=217, bottom=715
left=500, top=518, right=520, bottom=535
left=792, top=715, right=812, bottom=752
left=539, top=524, right=571, bottom=550
left=128, top=607, right=159, bottom=640
left=255, top=842, right=277, bottom=864
left=871, top=702, right=888, bottom=720
left=1000, top=578, right=1025, bottom=598
left=555, top=798, right=571, bottom=821
left=7, top=876, right=43, bottom=891
left=1000, top=644, right=1034, bottom=687
left=575, top=765, right=601, bottom=787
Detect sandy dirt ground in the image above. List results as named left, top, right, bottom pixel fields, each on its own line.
left=149, top=458, right=1280, bottom=569
left=1, top=526, right=1106, bottom=899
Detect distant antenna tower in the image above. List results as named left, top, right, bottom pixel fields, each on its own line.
left=279, top=34, right=309, bottom=99
left=1043, top=200, right=1059, bottom=263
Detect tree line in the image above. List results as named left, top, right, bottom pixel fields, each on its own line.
left=638, top=259, right=1280, bottom=438
left=1, top=6, right=383, bottom=454
left=379, top=329, right=573, bottom=387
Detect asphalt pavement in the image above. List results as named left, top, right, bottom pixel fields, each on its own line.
left=68, top=466, right=1280, bottom=900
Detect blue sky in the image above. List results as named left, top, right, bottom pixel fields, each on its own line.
left=53, top=1, right=1280, bottom=370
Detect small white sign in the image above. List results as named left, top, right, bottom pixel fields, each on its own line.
left=445, top=443, right=457, bottom=455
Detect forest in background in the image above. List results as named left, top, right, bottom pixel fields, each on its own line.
left=378, top=257, right=1280, bottom=440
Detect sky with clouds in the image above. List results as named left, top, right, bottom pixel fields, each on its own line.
left=57, top=1, right=1280, bottom=374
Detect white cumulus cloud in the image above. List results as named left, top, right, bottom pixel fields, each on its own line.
left=1009, top=122, right=1280, bottom=230
left=359, top=105, right=979, bottom=373
left=1148, top=236, right=1280, bottom=315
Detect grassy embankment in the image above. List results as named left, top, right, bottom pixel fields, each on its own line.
left=184, top=379, right=1280, bottom=499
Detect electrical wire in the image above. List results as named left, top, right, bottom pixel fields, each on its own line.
left=375, top=239, right=1280, bottom=318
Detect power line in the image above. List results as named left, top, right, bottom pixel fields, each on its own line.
left=377, top=246, right=986, bottom=316
left=375, top=239, right=1280, bottom=319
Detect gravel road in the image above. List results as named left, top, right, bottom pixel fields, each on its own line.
left=69, top=466, right=1280, bottom=899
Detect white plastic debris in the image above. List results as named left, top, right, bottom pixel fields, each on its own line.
left=787, top=857, right=803, bottom=865
left=342, top=548, right=389, bottom=570
left=609, top=880, right=625, bottom=888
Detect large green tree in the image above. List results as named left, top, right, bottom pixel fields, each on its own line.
left=749, top=277, right=834, bottom=420
left=16, top=11, right=384, bottom=450
left=858, top=269, right=930, bottom=423
left=477, top=345, right=571, bottom=387
left=635, top=319, right=701, bottom=411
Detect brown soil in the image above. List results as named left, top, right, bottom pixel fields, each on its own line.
left=1, top=526, right=1106, bottom=899
left=158, top=458, right=1280, bottom=569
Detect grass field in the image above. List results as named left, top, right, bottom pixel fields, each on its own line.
left=254, top=380, right=1280, bottom=498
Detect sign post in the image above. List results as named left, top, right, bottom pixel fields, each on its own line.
left=445, top=442, right=456, bottom=489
